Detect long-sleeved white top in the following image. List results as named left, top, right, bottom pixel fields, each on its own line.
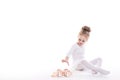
left=67, top=43, right=85, bottom=61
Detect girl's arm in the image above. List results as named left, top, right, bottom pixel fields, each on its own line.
left=62, top=56, right=69, bottom=66
left=62, top=44, right=75, bottom=66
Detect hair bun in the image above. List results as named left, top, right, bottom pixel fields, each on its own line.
left=82, top=26, right=91, bottom=32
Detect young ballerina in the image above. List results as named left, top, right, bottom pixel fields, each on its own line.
left=62, top=26, right=110, bottom=75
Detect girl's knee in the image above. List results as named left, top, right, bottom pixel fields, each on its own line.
left=97, top=57, right=102, bottom=62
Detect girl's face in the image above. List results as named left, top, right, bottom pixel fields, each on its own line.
left=77, top=35, right=87, bottom=46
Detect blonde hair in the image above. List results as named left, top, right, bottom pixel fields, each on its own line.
left=79, top=26, right=91, bottom=39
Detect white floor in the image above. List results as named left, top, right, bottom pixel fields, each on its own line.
left=33, top=70, right=119, bottom=80
left=0, top=67, right=119, bottom=80
left=41, top=69, right=119, bottom=80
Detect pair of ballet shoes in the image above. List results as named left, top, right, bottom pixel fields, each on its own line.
left=51, top=69, right=72, bottom=77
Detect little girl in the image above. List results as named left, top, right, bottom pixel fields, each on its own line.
left=62, top=26, right=110, bottom=75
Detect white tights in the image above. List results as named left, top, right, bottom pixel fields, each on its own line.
left=81, top=58, right=110, bottom=75
left=89, top=58, right=102, bottom=67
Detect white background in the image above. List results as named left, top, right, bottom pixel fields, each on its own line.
left=0, top=0, right=120, bottom=80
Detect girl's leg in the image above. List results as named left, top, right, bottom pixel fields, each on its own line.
left=89, top=58, right=102, bottom=74
left=81, top=60, right=110, bottom=75
left=89, top=58, right=102, bottom=67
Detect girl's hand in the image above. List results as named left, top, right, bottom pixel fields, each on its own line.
left=61, top=59, right=69, bottom=66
